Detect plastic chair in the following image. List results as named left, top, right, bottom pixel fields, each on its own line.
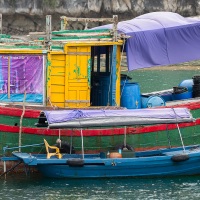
left=44, top=139, right=62, bottom=159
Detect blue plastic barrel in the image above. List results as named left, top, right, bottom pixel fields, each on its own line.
left=172, top=91, right=192, bottom=100
left=120, top=83, right=141, bottom=109
left=172, top=86, right=192, bottom=100
left=141, top=95, right=165, bottom=108
left=178, top=79, right=193, bottom=92
left=160, top=92, right=173, bottom=102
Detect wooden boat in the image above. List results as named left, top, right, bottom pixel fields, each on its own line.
left=12, top=145, right=200, bottom=178
left=1, top=12, right=200, bottom=157
left=7, top=107, right=200, bottom=178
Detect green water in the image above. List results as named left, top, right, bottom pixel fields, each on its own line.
left=1, top=174, right=200, bottom=199
left=1, top=67, right=200, bottom=199
left=123, top=68, right=200, bottom=93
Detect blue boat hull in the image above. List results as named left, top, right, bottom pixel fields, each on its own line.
left=11, top=145, right=200, bottom=178
left=36, top=155, right=200, bottom=178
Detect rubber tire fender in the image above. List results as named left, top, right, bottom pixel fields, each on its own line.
left=114, top=144, right=134, bottom=151
left=171, top=154, right=189, bottom=162
left=67, top=158, right=84, bottom=167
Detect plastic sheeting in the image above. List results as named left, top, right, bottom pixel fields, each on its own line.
left=93, top=12, right=200, bottom=70
left=44, top=108, right=195, bottom=128
left=0, top=55, right=43, bottom=103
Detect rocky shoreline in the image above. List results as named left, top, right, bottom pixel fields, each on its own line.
left=1, top=0, right=200, bottom=35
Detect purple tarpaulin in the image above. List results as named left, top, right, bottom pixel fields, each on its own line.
left=0, top=55, right=43, bottom=102
left=44, top=108, right=195, bottom=128
left=93, top=12, right=200, bottom=70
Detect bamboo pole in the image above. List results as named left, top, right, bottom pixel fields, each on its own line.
left=53, top=32, right=111, bottom=37
left=19, top=91, right=26, bottom=152
left=60, top=16, right=116, bottom=23
left=0, top=14, right=2, bottom=34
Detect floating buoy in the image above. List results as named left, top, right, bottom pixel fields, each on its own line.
left=109, top=152, right=122, bottom=158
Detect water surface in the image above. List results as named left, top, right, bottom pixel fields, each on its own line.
left=1, top=174, right=200, bottom=200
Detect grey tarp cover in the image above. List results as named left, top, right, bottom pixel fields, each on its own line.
left=44, top=108, right=194, bottom=128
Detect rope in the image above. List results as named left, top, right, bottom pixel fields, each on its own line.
left=0, top=161, right=23, bottom=178
left=172, top=108, right=186, bottom=152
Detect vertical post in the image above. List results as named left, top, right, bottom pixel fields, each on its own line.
left=70, top=129, right=73, bottom=154
left=7, top=56, right=10, bottom=99
left=124, top=126, right=127, bottom=147
left=97, top=47, right=100, bottom=72
left=3, top=161, right=6, bottom=177
left=59, top=129, right=61, bottom=139
left=106, top=46, right=110, bottom=73
left=110, top=45, right=117, bottom=106
left=42, top=54, right=46, bottom=106
left=46, top=15, right=52, bottom=49
left=80, top=128, right=84, bottom=159
left=112, top=15, right=118, bottom=42
left=166, top=125, right=172, bottom=148
left=0, top=14, right=2, bottom=34
left=19, top=92, right=26, bottom=152
left=61, top=17, right=64, bottom=30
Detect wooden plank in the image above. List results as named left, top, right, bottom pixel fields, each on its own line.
left=51, top=59, right=65, bottom=66
left=60, top=16, right=116, bottom=23
left=51, top=66, right=65, bottom=75
left=51, top=54, right=65, bottom=61
left=65, top=100, right=90, bottom=103
left=51, top=75, right=65, bottom=85
left=51, top=93, right=65, bottom=102
left=54, top=32, right=111, bottom=37
left=51, top=85, right=65, bottom=93
left=66, top=52, right=90, bottom=56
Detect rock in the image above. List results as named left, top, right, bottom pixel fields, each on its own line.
left=0, top=0, right=198, bottom=35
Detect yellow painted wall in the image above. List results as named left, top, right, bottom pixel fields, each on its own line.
left=65, top=46, right=91, bottom=108
left=47, top=41, right=123, bottom=108
left=47, top=53, right=66, bottom=107
left=48, top=46, right=91, bottom=108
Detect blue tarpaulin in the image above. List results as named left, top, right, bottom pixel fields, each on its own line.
left=93, top=12, right=200, bottom=70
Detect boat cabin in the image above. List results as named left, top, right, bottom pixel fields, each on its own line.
left=0, top=15, right=124, bottom=108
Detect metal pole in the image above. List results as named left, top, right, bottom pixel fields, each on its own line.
left=70, top=129, right=73, bottom=154
left=124, top=126, right=127, bottom=147
left=3, top=161, right=6, bottom=179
